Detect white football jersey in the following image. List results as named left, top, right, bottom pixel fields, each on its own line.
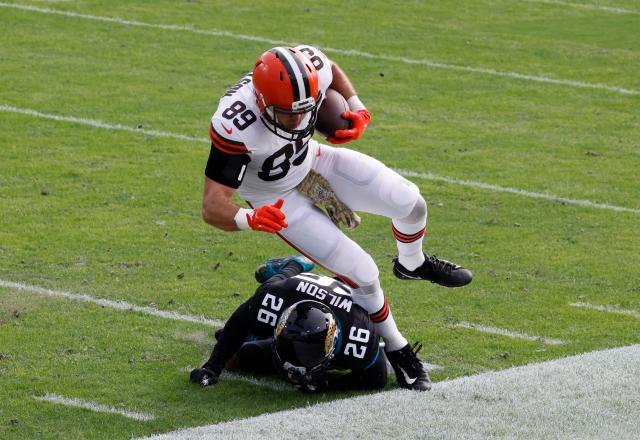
left=209, top=45, right=333, bottom=200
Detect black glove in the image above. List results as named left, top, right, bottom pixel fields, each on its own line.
left=296, top=376, right=328, bottom=393
left=190, top=367, right=219, bottom=387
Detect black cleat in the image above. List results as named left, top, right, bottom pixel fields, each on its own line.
left=190, top=367, right=219, bottom=387
left=393, top=253, right=472, bottom=287
left=386, top=342, right=431, bottom=392
left=214, top=327, right=224, bottom=341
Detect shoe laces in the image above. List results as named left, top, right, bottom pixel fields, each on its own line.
left=401, top=341, right=423, bottom=371
left=426, top=255, right=456, bottom=274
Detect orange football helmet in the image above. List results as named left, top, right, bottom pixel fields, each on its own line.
left=253, top=47, right=322, bottom=140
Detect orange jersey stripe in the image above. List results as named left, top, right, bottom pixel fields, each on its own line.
left=209, top=124, right=249, bottom=153
left=211, top=139, right=248, bottom=155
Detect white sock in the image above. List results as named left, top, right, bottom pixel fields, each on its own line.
left=351, top=282, right=408, bottom=352
left=392, top=222, right=426, bottom=271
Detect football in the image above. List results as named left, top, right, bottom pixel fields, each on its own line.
left=315, top=88, right=351, bottom=138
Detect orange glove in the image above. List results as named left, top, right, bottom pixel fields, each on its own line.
left=327, top=109, right=371, bottom=144
left=246, top=199, right=288, bottom=233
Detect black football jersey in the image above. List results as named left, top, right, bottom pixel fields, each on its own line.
left=210, top=272, right=381, bottom=374
left=247, top=272, right=380, bottom=371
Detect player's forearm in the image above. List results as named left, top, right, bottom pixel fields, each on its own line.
left=203, top=302, right=254, bottom=375
left=262, top=260, right=305, bottom=285
left=202, top=176, right=244, bottom=231
left=329, top=62, right=367, bottom=113
left=329, top=62, right=357, bottom=100
left=202, top=202, right=243, bottom=231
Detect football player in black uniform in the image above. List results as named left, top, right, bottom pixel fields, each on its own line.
left=190, top=256, right=431, bottom=392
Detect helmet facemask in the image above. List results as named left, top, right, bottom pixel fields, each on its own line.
left=259, top=92, right=322, bottom=141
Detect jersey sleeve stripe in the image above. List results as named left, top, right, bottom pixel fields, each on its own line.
left=209, top=124, right=249, bottom=151
left=210, top=140, right=248, bottom=155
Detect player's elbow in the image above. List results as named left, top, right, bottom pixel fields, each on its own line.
left=202, top=177, right=238, bottom=231
left=201, top=205, right=215, bottom=225
left=201, top=204, right=226, bottom=230
left=202, top=203, right=240, bottom=232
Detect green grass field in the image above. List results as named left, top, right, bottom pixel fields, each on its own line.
left=1, top=1, right=639, bottom=438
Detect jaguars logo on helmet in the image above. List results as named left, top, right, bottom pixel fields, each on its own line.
left=273, top=300, right=340, bottom=384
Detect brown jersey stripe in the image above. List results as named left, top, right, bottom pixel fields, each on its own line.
left=211, top=140, right=248, bottom=156
left=210, top=132, right=248, bottom=154
left=209, top=124, right=249, bottom=150
left=209, top=124, right=247, bottom=146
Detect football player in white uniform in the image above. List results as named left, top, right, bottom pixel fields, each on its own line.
left=202, top=45, right=472, bottom=391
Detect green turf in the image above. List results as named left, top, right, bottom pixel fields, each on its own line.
left=1, top=1, right=639, bottom=438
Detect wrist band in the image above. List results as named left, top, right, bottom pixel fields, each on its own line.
left=347, top=95, right=366, bottom=111
left=234, top=208, right=253, bottom=230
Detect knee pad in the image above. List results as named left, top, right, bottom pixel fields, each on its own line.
left=397, top=195, right=427, bottom=226
left=328, top=246, right=379, bottom=286
left=352, top=279, right=383, bottom=297
left=352, top=253, right=379, bottom=286
left=350, top=279, right=385, bottom=313
left=378, top=173, right=421, bottom=218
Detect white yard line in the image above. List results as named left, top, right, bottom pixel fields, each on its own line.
left=0, top=279, right=224, bottom=328
left=3, top=103, right=638, bottom=215
left=137, top=344, right=640, bottom=440
left=220, top=371, right=296, bottom=392
left=570, top=301, right=640, bottom=319
left=33, top=393, right=156, bottom=421
left=397, top=169, right=640, bottom=214
left=0, top=104, right=208, bottom=143
left=422, top=361, right=443, bottom=371
left=1, top=2, right=639, bottom=96
left=455, top=321, right=565, bottom=345
left=524, top=0, right=639, bottom=15
left=180, top=366, right=296, bottom=392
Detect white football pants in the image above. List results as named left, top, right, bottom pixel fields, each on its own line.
left=246, top=140, right=426, bottom=352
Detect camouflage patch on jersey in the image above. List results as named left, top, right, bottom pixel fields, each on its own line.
left=296, top=169, right=361, bottom=229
